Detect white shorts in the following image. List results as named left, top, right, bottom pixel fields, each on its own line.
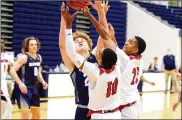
left=120, top=100, right=141, bottom=119
left=91, top=111, right=121, bottom=119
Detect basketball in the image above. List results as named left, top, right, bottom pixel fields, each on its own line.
left=66, top=0, right=90, bottom=10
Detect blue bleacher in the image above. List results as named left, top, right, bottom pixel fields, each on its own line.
left=89, top=1, right=127, bottom=49
left=134, top=1, right=182, bottom=29
left=12, top=1, right=76, bottom=67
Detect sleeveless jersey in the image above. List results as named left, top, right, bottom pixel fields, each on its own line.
left=17, top=53, right=41, bottom=89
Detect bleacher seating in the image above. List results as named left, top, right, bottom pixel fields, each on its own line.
left=12, top=1, right=76, bottom=66
left=89, top=1, right=127, bottom=48
left=168, top=6, right=182, bottom=18
left=134, top=1, right=182, bottom=29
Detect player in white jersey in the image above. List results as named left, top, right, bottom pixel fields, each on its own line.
left=1, top=39, right=25, bottom=119
left=1, top=39, right=14, bottom=119
left=80, top=4, right=146, bottom=118
left=108, top=23, right=146, bottom=119
left=61, top=5, right=122, bottom=119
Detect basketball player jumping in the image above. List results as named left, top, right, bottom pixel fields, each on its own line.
left=81, top=4, right=146, bottom=119
left=59, top=2, right=97, bottom=120
left=11, top=37, right=48, bottom=119
left=61, top=4, right=123, bottom=119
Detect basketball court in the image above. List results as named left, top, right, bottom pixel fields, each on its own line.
left=11, top=91, right=181, bottom=119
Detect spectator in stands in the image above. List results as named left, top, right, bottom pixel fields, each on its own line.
left=163, top=48, right=178, bottom=93
left=148, top=57, right=160, bottom=72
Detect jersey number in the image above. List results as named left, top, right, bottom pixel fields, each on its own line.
left=130, top=67, right=139, bottom=85
left=106, top=78, right=118, bottom=98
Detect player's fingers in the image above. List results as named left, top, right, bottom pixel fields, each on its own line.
left=106, top=1, right=108, bottom=6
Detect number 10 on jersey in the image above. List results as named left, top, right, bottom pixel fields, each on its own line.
left=106, top=78, right=118, bottom=98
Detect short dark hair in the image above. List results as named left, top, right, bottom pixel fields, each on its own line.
left=135, top=36, right=146, bottom=55
left=102, top=48, right=117, bottom=69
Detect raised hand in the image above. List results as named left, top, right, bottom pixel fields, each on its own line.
left=102, top=1, right=110, bottom=13
left=61, top=2, right=77, bottom=29
left=81, top=6, right=91, bottom=17
left=90, top=1, right=103, bottom=11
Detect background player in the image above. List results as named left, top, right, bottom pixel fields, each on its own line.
left=173, top=91, right=182, bottom=111
left=1, top=39, right=13, bottom=119
left=1, top=39, right=26, bottom=119
left=12, top=37, right=48, bottom=119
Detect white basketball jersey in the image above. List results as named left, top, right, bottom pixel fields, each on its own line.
left=115, top=48, right=144, bottom=104
left=1, top=52, right=10, bottom=89
left=87, top=65, right=121, bottom=111
left=120, top=57, right=144, bottom=104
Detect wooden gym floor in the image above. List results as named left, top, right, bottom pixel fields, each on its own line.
left=11, top=91, right=181, bottom=119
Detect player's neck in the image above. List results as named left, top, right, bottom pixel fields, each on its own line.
left=80, top=51, right=90, bottom=59
left=27, top=52, right=37, bottom=59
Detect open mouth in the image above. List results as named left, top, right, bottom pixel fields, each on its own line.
left=79, top=44, right=83, bottom=47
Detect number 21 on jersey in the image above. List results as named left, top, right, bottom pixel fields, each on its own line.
left=130, top=67, right=139, bottom=85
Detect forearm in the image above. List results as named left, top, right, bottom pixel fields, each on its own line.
left=59, top=16, right=66, bottom=49
left=65, top=29, right=85, bottom=68
left=97, top=10, right=108, bottom=49
left=87, top=13, right=110, bottom=41
left=140, top=76, right=150, bottom=84
left=98, top=9, right=108, bottom=32
left=111, top=36, right=118, bottom=47
left=37, top=72, right=45, bottom=84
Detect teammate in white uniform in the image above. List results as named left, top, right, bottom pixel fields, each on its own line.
left=80, top=5, right=147, bottom=119
left=61, top=5, right=122, bottom=119
left=1, top=39, right=25, bottom=119
left=1, top=39, right=13, bottom=119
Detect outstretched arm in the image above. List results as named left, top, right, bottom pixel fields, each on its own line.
left=59, top=2, right=75, bottom=74
left=140, top=75, right=155, bottom=86
left=81, top=6, right=115, bottom=49
left=61, top=4, right=98, bottom=82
